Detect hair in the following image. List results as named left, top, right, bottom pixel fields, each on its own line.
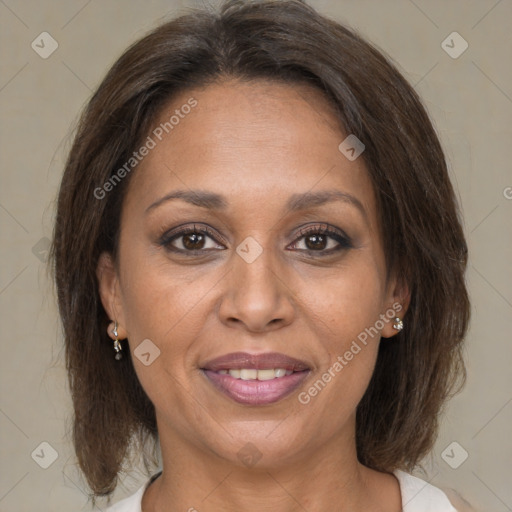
left=50, top=0, right=470, bottom=503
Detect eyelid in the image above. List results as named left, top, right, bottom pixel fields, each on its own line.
left=295, top=223, right=346, bottom=238
left=288, top=223, right=352, bottom=250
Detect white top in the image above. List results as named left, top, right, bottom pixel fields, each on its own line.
left=106, top=469, right=458, bottom=511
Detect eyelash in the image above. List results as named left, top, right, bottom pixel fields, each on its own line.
left=159, top=223, right=353, bottom=257
left=292, top=224, right=353, bottom=253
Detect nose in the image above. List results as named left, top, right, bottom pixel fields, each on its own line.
left=218, top=243, right=295, bottom=333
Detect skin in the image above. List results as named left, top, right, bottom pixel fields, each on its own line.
left=97, top=79, right=410, bottom=512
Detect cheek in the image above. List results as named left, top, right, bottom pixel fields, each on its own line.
left=118, top=246, right=223, bottom=376
left=298, top=260, right=386, bottom=346
left=117, top=262, right=213, bottom=418
left=121, top=269, right=207, bottom=347
left=118, top=226, right=201, bottom=325
left=294, top=262, right=385, bottom=406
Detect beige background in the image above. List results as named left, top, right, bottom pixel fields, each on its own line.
left=0, top=0, right=511, bottom=511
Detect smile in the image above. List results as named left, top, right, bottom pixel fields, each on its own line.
left=201, top=352, right=311, bottom=405
left=217, top=368, right=293, bottom=379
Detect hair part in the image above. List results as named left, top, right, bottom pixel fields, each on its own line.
left=50, top=0, right=469, bottom=504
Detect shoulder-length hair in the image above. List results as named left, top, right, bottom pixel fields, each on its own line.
left=50, top=0, right=469, bottom=501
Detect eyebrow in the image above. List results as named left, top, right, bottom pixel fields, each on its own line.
left=146, top=189, right=367, bottom=219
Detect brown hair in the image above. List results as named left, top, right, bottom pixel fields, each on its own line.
left=50, top=0, right=470, bottom=503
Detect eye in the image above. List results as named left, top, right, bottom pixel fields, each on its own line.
left=159, top=224, right=226, bottom=253
left=288, top=224, right=352, bottom=254
left=159, top=223, right=352, bottom=256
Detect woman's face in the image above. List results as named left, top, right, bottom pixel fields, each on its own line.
left=98, top=79, right=404, bottom=468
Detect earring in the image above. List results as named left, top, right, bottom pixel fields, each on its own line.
left=393, top=317, right=404, bottom=331
left=110, top=321, right=123, bottom=360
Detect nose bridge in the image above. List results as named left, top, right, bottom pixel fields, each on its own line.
left=219, top=234, right=294, bottom=330
left=233, top=235, right=281, bottom=300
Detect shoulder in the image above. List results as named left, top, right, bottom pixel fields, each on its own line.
left=393, top=469, right=460, bottom=512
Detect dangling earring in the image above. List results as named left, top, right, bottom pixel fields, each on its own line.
left=110, top=321, right=123, bottom=360
left=393, top=317, right=404, bottom=331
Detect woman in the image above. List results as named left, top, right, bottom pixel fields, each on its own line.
left=50, top=1, right=471, bottom=510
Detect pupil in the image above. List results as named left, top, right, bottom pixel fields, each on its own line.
left=184, top=233, right=204, bottom=250
left=306, top=234, right=326, bottom=250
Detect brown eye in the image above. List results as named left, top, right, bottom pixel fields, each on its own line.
left=182, top=232, right=206, bottom=250
left=160, top=225, right=226, bottom=253
left=304, top=233, right=328, bottom=250
left=289, top=224, right=353, bottom=255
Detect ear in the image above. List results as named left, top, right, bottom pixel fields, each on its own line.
left=380, top=272, right=411, bottom=339
left=96, top=252, right=128, bottom=339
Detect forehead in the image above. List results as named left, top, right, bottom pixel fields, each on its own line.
left=124, top=79, right=376, bottom=219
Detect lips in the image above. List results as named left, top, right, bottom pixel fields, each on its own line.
left=202, top=352, right=311, bottom=372
left=201, top=352, right=311, bottom=405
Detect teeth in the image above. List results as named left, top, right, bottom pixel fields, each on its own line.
left=240, top=369, right=258, bottom=380
left=219, top=368, right=293, bottom=380
left=255, top=369, right=276, bottom=381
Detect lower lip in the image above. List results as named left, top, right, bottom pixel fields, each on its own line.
left=202, top=370, right=310, bottom=405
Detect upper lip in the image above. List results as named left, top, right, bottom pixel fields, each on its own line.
left=201, top=352, right=311, bottom=372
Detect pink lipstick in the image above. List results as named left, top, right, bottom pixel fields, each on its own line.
left=201, top=352, right=311, bottom=405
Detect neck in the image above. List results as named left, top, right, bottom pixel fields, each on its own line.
left=142, top=417, right=401, bottom=512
